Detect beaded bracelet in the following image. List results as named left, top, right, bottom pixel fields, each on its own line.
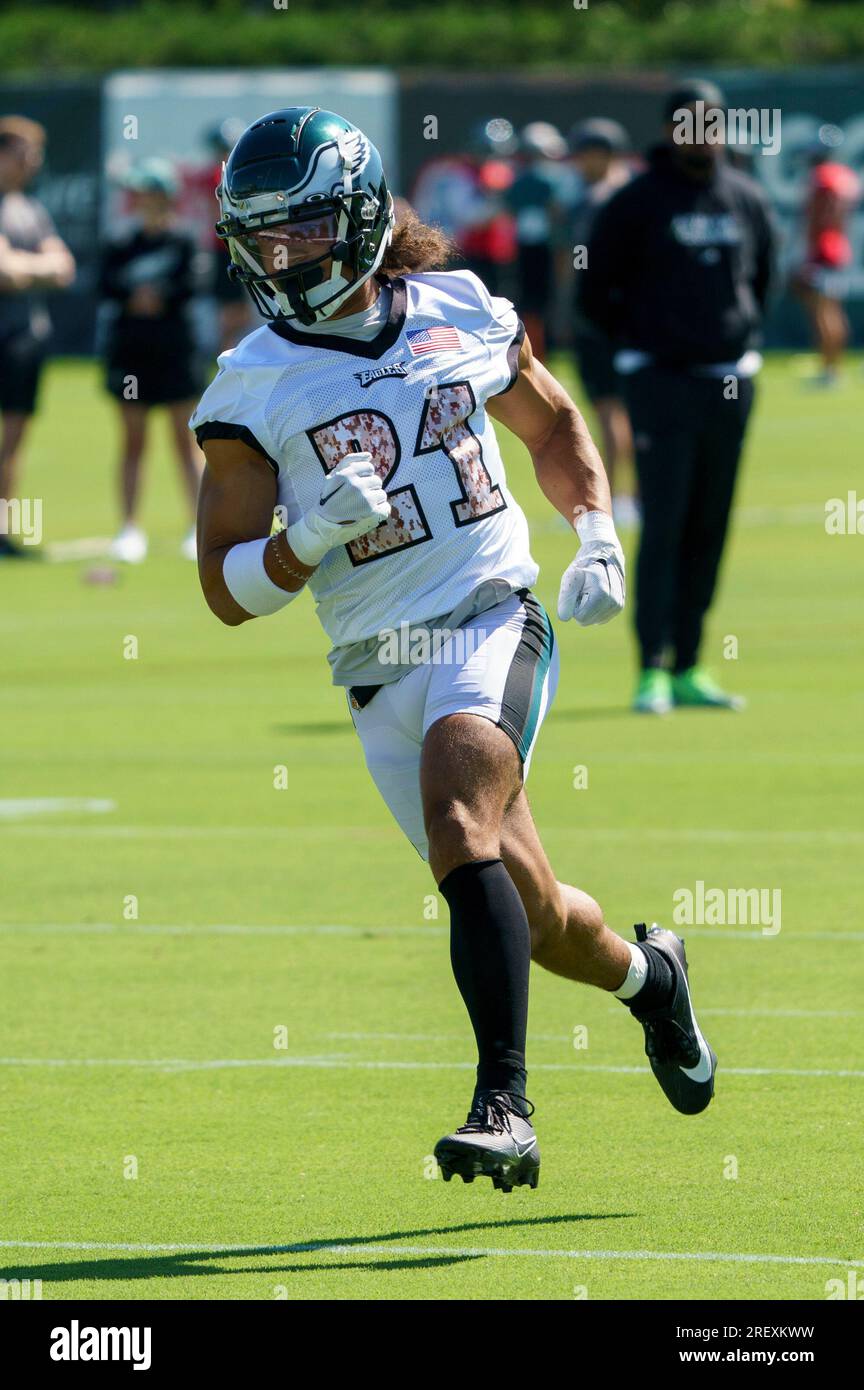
left=268, top=532, right=312, bottom=584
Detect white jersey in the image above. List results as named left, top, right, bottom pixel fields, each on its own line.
left=190, top=270, right=539, bottom=679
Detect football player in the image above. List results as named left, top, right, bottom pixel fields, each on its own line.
left=791, top=144, right=861, bottom=388
left=192, top=108, right=717, bottom=1192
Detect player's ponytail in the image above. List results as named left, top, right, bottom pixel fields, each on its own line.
left=381, top=202, right=457, bottom=276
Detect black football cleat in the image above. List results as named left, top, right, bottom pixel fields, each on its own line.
left=627, top=923, right=717, bottom=1115
left=434, top=1090, right=540, bottom=1192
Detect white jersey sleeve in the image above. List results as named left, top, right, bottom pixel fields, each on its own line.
left=188, top=353, right=279, bottom=473
left=408, top=269, right=524, bottom=401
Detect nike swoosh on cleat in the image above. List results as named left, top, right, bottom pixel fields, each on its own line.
left=681, top=1037, right=715, bottom=1083
left=514, top=1137, right=537, bottom=1157
left=676, top=964, right=715, bottom=1083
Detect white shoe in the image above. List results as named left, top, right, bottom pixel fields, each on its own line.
left=803, top=370, right=841, bottom=390
left=109, top=525, right=147, bottom=564
left=180, top=527, right=197, bottom=561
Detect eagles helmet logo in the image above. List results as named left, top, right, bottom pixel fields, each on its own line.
left=215, top=107, right=394, bottom=327
left=339, top=127, right=371, bottom=178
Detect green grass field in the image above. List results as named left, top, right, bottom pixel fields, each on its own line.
left=1, top=355, right=861, bottom=1301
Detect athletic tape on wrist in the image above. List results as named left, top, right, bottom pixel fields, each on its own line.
left=222, top=538, right=302, bottom=617
left=285, top=514, right=327, bottom=568
left=575, top=509, right=618, bottom=546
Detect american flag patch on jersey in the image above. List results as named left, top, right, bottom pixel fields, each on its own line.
left=406, top=325, right=462, bottom=356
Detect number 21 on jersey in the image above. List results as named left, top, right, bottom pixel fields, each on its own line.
left=307, top=381, right=506, bottom=566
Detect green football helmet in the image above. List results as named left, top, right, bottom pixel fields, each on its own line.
left=215, top=106, right=395, bottom=326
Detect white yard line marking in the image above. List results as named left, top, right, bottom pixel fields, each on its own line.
left=0, top=923, right=446, bottom=938
left=735, top=503, right=828, bottom=528
left=0, top=798, right=115, bottom=821
left=326, top=1030, right=589, bottom=1043
left=43, top=537, right=114, bottom=562
left=2, top=922, right=862, bottom=942
left=0, top=1056, right=861, bottom=1078
left=536, top=502, right=827, bottom=536
left=330, top=1012, right=863, bottom=1041
left=670, top=928, right=864, bottom=941
left=605, top=1008, right=861, bottom=1019
left=36, top=505, right=828, bottom=568
left=4, top=824, right=862, bottom=844
left=0, top=1237, right=860, bottom=1269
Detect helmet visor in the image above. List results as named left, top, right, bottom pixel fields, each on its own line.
left=233, top=210, right=340, bottom=277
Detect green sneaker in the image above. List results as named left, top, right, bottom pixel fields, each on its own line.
left=671, top=666, right=744, bottom=710
left=633, top=669, right=673, bottom=714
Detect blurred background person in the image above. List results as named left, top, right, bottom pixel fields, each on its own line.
left=203, top=117, right=256, bottom=351
left=99, top=158, right=204, bottom=563
left=569, top=117, right=638, bottom=528
left=580, top=80, right=778, bottom=715
left=505, top=120, right=569, bottom=361
left=791, top=142, right=861, bottom=388
left=0, top=115, right=75, bottom=559
left=412, top=116, right=516, bottom=295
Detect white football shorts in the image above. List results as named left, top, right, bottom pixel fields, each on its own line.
left=347, top=589, right=559, bottom=860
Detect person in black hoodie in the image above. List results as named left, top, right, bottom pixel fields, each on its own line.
left=580, top=80, right=778, bottom=713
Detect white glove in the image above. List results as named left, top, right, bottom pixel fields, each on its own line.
left=557, top=510, right=626, bottom=626
left=286, top=451, right=391, bottom=566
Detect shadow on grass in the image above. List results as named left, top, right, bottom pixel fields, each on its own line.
left=2, top=1210, right=635, bottom=1285
left=272, top=720, right=350, bottom=737
left=273, top=707, right=634, bottom=737
left=545, top=706, right=632, bottom=724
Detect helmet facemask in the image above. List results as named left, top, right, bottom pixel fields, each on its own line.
left=218, top=185, right=394, bottom=327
